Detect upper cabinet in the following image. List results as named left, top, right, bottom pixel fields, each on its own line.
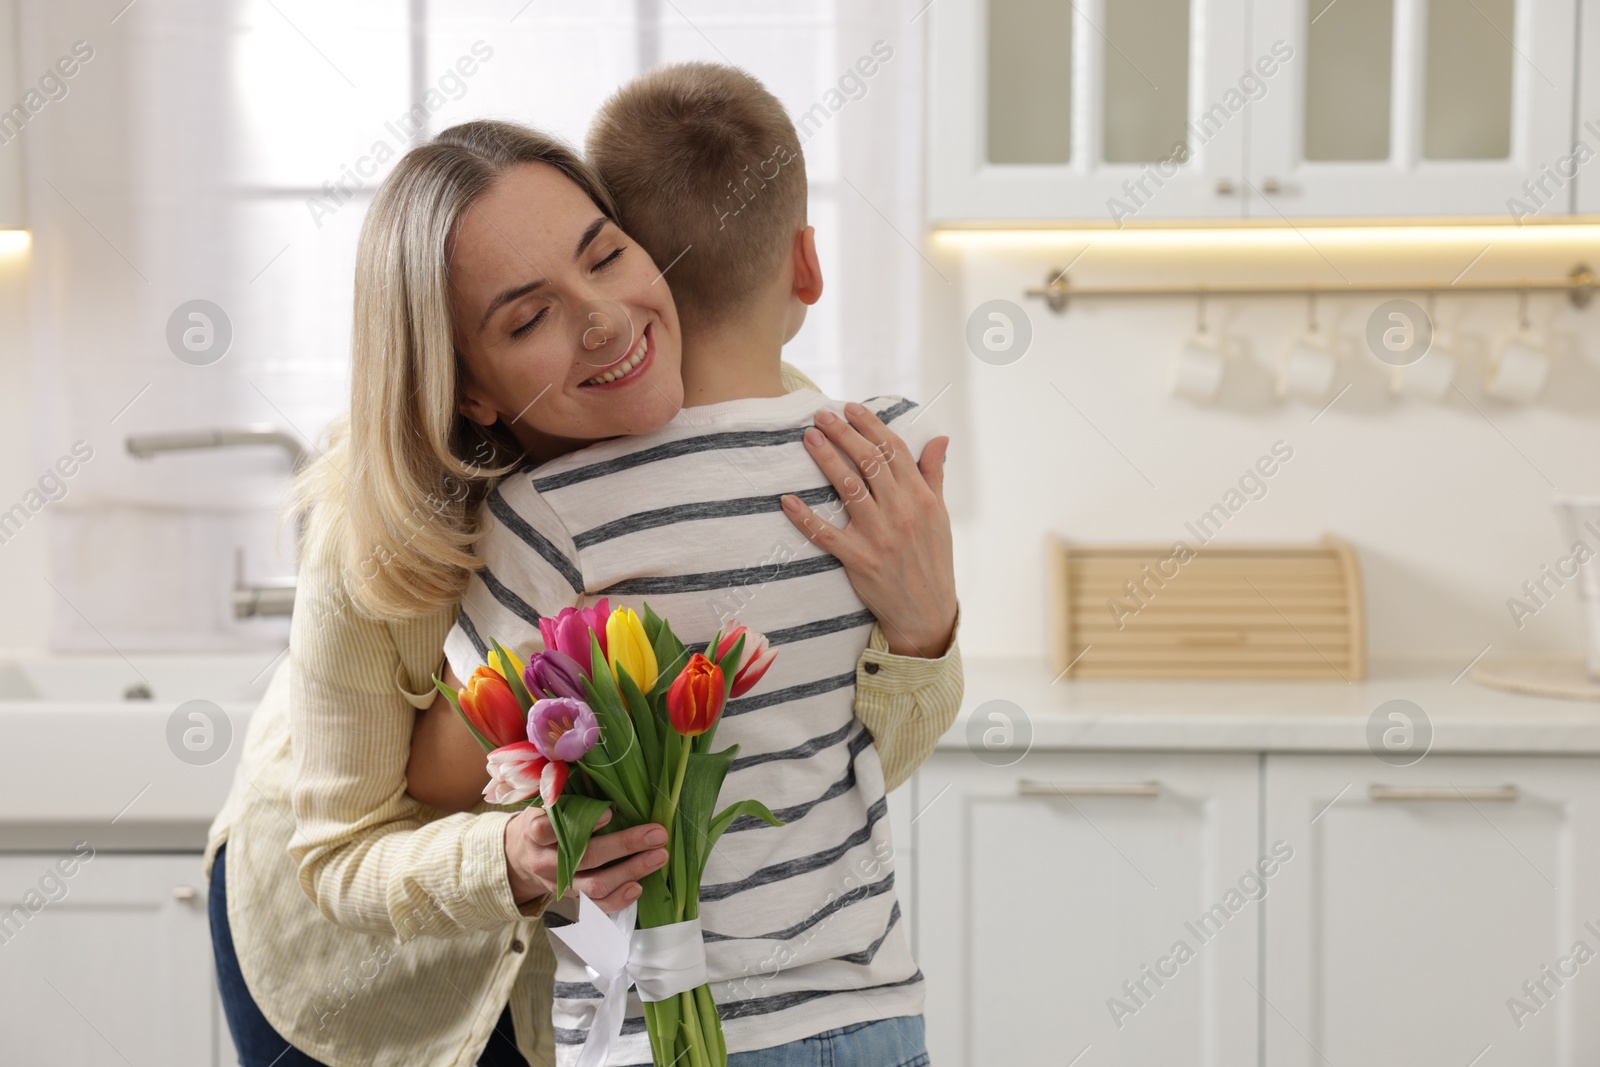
left=927, top=0, right=1581, bottom=223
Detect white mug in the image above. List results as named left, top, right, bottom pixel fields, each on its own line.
left=1170, top=339, right=1226, bottom=403
left=1485, top=337, right=1551, bottom=403
left=1394, top=344, right=1457, bottom=400
left=1280, top=338, right=1338, bottom=401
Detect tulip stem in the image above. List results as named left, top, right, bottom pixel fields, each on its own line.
left=666, top=736, right=691, bottom=823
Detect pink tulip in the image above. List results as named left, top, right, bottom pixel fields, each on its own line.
left=715, top=625, right=778, bottom=698
left=538, top=598, right=611, bottom=675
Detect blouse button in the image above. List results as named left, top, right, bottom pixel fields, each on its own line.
left=863, top=662, right=880, bottom=674
left=510, top=939, right=526, bottom=954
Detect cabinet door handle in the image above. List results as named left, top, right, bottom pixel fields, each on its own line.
left=1018, top=780, right=1161, bottom=798
left=1215, top=178, right=1236, bottom=195
left=1260, top=176, right=1282, bottom=194
left=172, top=885, right=199, bottom=903
left=1369, top=785, right=1519, bottom=802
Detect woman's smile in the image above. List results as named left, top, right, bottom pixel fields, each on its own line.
left=579, top=322, right=655, bottom=388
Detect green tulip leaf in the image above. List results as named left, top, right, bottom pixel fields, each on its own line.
left=545, top=793, right=612, bottom=901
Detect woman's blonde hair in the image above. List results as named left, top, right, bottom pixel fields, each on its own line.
left=290, top=120, right=619, bottom=621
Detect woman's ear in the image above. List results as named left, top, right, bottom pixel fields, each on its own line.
left=456, top=363, right=500, bottom=427
left=793, top=226, right=823, bottom=306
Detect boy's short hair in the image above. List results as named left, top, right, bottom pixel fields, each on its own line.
left=587, top=62, right=806, bottom=329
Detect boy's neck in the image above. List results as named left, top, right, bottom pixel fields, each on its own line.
left=678, top=313, right=790, bottom=407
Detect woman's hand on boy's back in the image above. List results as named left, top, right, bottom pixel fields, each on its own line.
left=782, top=401, right=958, bottom=659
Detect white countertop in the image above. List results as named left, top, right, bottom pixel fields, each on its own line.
left=939, top=657, right=1600, bottom=755
left=7, top=657, right=1600, bottom=849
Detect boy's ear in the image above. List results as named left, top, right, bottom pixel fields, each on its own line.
left=792, top=226, right=823, bottom=306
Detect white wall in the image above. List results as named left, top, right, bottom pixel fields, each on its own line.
left=0, top=0, right=49, bottom=657
left=937, top=250, right=1600, bottom=665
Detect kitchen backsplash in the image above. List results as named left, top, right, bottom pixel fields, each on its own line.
left=938, top=251, right=1600, bottom=664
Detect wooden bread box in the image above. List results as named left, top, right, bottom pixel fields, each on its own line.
left=1048, top=534, right=1366, bottom=680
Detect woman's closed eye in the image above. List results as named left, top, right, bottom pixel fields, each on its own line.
left=593, top=246, right=624, bottom=271
left=510, top=306, right=548, bottom=338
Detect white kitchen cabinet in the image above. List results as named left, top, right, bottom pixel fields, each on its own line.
left=928, top=0, right=1580, bottom=222
left=913, top=750, right=1261, bottom=1067
left=929, top=0, right=1251, bottom=223
left=1263, top=754, right=1600, bottom=1067
left=1250, top=0, right=1578, bottom=218
left=1577, top=0, right=1600, bottom=214
left=0, top=852, right=224, bottom=1066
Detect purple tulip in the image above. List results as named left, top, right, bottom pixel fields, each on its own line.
left=528, top=697, right=600, bottom=763
left=524, top=650, right=587, bottom=703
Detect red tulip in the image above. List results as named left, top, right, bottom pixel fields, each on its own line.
left=459, top=666, right=526, bottom=749
left=715, top=625, right=777, bottom=698
left=667, top=653, right=726, bottom=737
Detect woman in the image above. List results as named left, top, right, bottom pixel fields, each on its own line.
left=205, top=121, right=960, bottom=1067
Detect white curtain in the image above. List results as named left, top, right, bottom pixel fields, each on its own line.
left=23, top=0, right=928, bottom=652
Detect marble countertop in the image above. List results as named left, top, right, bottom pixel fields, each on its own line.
left=938, top=657, right=1600, bottom=755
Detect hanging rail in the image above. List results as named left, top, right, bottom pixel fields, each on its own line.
left=1023, top=264, right=1597, bottom=313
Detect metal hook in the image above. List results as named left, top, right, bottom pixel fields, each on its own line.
left=1307, top=290, right=1319, bottom=334
left=1196, top=290, right=1208, bottom=336
left=1518, top=288, right=1531, bottom=333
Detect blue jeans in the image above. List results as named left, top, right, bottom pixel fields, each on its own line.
left=209, top=843, right=528, bottom=1067
left=624, top=1015, right=930, bottom=1067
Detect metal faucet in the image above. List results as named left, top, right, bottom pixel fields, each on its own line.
left=125, top=424, right=307, bottom=619
left=125, top=426, right=309, bottom=470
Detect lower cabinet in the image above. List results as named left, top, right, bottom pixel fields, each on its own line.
left=0, top=852, right=230, bottom=1066
left=915, top=750, right=1600, bottom=1067
left=913, top=751, right=1263, bottom=1066
left=1263, top=754, right=1600, bottom=1067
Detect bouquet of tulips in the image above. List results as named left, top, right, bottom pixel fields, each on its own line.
left=436, top=599, right=782, bottom=1067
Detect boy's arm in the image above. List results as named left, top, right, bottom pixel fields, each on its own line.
left=853, top=612, right=964, bottom=793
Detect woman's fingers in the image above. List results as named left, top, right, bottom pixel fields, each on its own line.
left=812, top=409, right=898, bottom=496
left=918, top=436, right=950, bottom=504
left=840, top=402, right=921, bottom=483
left=573, top=821, right=668, bottom=873
left=781, top=493, right=858, bottom=565
left=573, top=843, right=668, bottom=909
left=801, top=428, right=872, bottom=515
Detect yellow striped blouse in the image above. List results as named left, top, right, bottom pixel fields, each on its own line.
left=202, top=364, right=964, bottom=1067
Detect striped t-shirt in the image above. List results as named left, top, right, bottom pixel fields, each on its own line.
left=442, top=388, right=938, bottom=1065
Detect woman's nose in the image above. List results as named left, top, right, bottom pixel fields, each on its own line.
left=573, top=298, right=634, bottom=365
left=581, top=309, right=617, bottom=349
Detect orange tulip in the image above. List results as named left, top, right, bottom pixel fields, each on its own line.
left=666, top=653, right=726, bottom=737
left=458, top=666, right=526, bottom=749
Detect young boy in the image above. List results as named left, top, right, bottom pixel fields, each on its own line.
left=442, top=63, right=959, bottom=1065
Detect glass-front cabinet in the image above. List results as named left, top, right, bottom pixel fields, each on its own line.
left=927, top=0, right=1581, bottom=222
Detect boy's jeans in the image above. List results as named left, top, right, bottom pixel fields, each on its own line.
left=623, top=1015, right=929, bottom=1067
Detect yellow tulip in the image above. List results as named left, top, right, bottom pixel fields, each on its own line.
left=487, top=645, right=525, bottom=685
left=605, top=607, right=657, bottom=692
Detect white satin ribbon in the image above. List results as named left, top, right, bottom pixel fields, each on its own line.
left=546, top=891, right=709, bottom=1067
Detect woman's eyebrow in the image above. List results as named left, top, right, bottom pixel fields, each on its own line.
left=574, top=217, right=608, bottom=258
left=479, top=279, right=546, bottom=331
